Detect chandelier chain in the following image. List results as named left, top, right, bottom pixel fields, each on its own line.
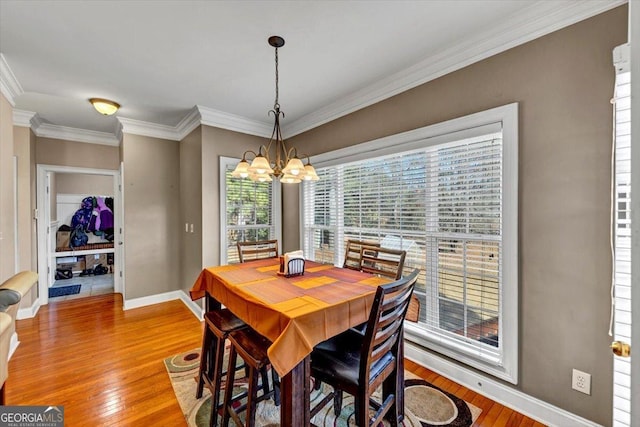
left=231, top=36, right=319, bottom=183
left=274, top=46, right=280, bottom=110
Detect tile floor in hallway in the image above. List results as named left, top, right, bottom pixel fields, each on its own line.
left=49, top=273, right=114, bottom=301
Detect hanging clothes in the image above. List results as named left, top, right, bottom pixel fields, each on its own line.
left=71, top=196, right=94, bottom=230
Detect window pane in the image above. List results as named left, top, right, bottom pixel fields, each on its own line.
left=302, top=130, right=505, bottom=368
left=224, top=167, right=275, bottom=263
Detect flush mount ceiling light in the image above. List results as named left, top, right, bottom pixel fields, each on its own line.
left=232, top=36, right=319, bottom=184
left=89, top=98, right=120, bottom=116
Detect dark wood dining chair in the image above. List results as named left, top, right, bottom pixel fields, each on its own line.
left=343, top=239, right=380, bottom=270
left=310, top=268, right=419, bottom=427
left=237, top=240, right=279, bottom=263
left=359, top=245, right=406, bottom=280
left=222, top=327, right=280, bottom=427
left=196, top=238, right=279, bottom=425
left=196, top=309, right=247, bottom=427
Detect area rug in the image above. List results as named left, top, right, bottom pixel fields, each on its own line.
left=165, top=349, right=481, bottom=427
left=48, top=284, right=81, bottom=298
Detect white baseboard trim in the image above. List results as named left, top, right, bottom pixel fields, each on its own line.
left=178, top=291, right=204, bottom=321
left=122, top=290, right=204, bottom=322
left=8, top=332, right=19, bottom=360
left=17, top=299, right=40, bottom=319
left=405, top=343, right=602, bottom=427
left=123, top=290, right=184, bottom=311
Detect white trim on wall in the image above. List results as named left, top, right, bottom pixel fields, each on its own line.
left=405, top=344, right=602, bottom=427
left=302, top=103, right=519, bottom=383
left=3, top=1, right=624, bottom=143
left=0, top=53, right=23, bottom=106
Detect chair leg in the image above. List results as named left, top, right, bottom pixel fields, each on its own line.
left=221, top=345, right=238, bottom=427
left=382, top=368, right=400, bottom=427
left=246, top=367, right=259, bottom=427
left=356, top=389, right=369, bottom=427
left=259, top=366, right=270, bottom=397
left=333, top=389, right=343, bottom=416
left=196, top=326, right=213, bottom=399
left=209, top=336, right=226, bottom=427
left=271, top=369, right=280, bottom=406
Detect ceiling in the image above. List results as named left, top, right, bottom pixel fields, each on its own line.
left=0, top=0, right=625, bottom=143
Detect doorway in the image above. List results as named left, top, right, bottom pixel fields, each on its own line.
left=36, top=164, right=123, bottom=306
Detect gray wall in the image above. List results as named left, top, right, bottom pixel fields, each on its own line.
left=121, top=133, right=180, bottom=299
left=200, top=125, right=268, bottom=269
left=55, top=173, right=113, bottom=196
left=36, top=137, right=120, bottom=170
left=286, top=6, right=627, bottom=425
left=179, top=126, right=203, bottom=294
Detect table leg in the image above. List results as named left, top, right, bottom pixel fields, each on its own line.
left=397, top=328, right=406, bottom=421
left=205, top=293, right=220, bottom=312
left=280, top=356, right=310, bottom=426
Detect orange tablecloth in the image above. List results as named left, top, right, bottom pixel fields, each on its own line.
left=190, top=259, right=391, bottom=376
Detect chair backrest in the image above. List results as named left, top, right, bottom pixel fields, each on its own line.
left=360, top=269, right=419, bottom=392
left=237, top=240, right=279, bottom=263
left=359, top=245, right=406, bottom=280
left=343, top=239, right=380, bottom=270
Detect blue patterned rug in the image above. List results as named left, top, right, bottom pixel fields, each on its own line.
left=49, top=284, right=81, bottom=298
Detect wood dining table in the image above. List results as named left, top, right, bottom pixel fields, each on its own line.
left=189, top=257, right=399, bottom=426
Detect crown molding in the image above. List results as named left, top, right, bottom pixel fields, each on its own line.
left=175, top=106, right=202, bottom=140
left=13, top=109, right=36, bottom=127
left=196, top=105, right=271, bottom=138
left=283, top=0, right=627, bottom=138
left=117, top=106, right=271, bottom=141
left=36, top=123, right=120, bottom=146
left=3, top=1, right=625, bottom=143
left=0, top=53, right=24, bottom=107
left=13, top=109, right=118, bottom=145
left=117, top=116, right=181, bottom=141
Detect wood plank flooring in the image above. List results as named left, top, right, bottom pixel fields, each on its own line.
left=7, top=293, right=543, bottom=426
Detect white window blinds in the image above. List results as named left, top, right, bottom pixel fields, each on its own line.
left=221, top=159, right=277, bottom=264
left=612, top=51, right=632, bottom=427
left=302, top=104, right=517, bottom=382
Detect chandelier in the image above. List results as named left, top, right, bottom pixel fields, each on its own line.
left=232, top=36, right=319, bottom=183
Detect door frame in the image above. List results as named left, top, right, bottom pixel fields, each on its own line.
left=627, top=1, right=638, bottom=425
left=36, top=164, right=123, bottom=306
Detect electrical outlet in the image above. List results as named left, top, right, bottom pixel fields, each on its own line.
left=572, top=369, right=591, bottom=395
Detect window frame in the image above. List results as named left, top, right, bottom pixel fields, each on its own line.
left=219, top=156, right=281, bottom=265
left=299, top=103, right=518, bottom=383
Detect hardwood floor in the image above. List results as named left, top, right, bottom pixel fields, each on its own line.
left=7, top=293, right=542, bottom=426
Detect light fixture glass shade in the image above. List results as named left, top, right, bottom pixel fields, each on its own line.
left=303, top=164, right=319, bottom=181
left=250, top=172, right=273, bottom=183
left=282, top=157, right=305, bottom=176
left=281, top=173, right=302, bottom=184
left=89, top=98, right=120, bottom=115
left=249, top=155, right=274, bottom=175
left=231, top=160, right=251, bottom=178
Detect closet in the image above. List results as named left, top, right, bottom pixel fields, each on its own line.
left=49, top=172, right=115, bottom=299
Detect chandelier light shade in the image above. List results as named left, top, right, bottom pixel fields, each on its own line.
left=89, top=98, right=120, bottom=115
left=232, top=36, right=319, bottom=183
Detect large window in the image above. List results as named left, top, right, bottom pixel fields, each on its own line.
left=220, top=157, right=280, bottom=264
left=301, top=104, right=518, bottom=382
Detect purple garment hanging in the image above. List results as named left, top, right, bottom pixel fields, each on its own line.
left=96, top=196, right=114, bottom=230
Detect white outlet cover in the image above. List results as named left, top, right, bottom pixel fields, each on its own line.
left=572, top=369, right=591, bottom=395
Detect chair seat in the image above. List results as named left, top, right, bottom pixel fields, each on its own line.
left=229, top=327, right=272, bottom=367
left=311, top=329, right=395, bottom=388
left=204, top=308, right=247, bottom=335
